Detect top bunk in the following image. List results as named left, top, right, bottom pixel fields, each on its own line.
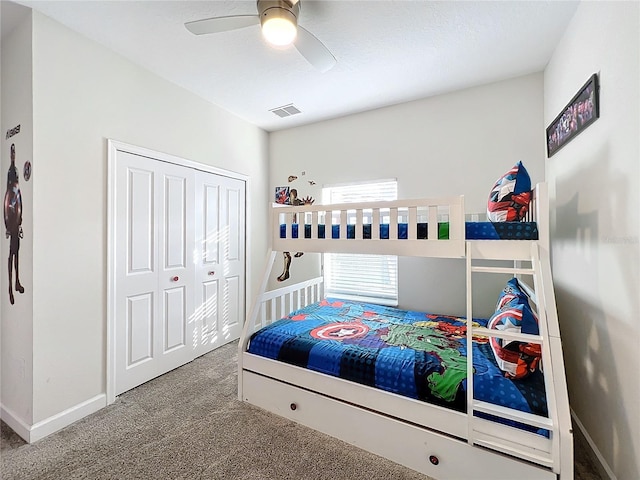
left=272, top=182, right=548, bottom=261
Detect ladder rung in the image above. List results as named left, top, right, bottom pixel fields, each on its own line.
left=472, top=433, right=554, bottom=468
left=473, top=400, right=553, bottom=429
left=471, top=266, right=534, bottom=275
left=472, top=326, right=543, bottom=344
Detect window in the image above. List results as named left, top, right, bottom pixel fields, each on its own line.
left=322, top=180, right=398, bottom=306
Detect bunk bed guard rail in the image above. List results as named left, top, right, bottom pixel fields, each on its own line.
left=272, top=196, right=466, bottom=258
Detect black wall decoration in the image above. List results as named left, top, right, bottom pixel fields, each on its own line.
left=546, top=73, right=600, bottom=158
left=4, top=142, right=25, bottom=305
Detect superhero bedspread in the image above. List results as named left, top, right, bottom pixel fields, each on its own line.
left=280, top=221, right=539, bottom=241
left=248, top=298, right=548, bottom=430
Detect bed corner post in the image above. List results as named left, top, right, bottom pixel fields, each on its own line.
left=536, top=241, right=573, bottom=479
left=536, top=182, right=550, bottom=255
left=238, top=249, right=277, bottom=402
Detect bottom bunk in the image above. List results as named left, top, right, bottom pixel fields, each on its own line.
left=238, top=247, right=572, bottom=480
left=247, top=298, right=548, bottom=431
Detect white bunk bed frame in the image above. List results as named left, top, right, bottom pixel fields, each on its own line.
left=238, top=183, right=572, bottom=480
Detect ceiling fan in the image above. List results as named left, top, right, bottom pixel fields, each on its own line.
left=185, top=0, right=337, bottom=73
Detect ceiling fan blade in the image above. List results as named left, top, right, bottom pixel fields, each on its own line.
left=185, top=15, right=259, bottom=35
left=294, top=26, right=336, bottom=73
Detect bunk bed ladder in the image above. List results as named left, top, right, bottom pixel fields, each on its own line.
left=465, top=241, right=563, bottom=474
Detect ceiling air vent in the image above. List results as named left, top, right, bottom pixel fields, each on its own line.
left=269, top=104, right=301, bottom=118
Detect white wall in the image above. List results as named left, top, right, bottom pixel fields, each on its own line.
left=544, top=2, right=639, bottom=479
left=27, top=11, right=269, bottom=425
left=270, top=73, right=545, bottom=317
left=1, top=10, right=34, bottom=430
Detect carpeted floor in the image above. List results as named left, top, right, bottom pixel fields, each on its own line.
left=1, top=341, right=603, bottom=480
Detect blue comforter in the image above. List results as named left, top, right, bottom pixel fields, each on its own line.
left=248, top=299, right=548, bottom=430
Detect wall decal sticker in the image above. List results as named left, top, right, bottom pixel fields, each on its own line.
left=5, top=124, right=20, bottom=140
left=276, top=188, right=315, bottom=282
left=275, top=186, right=290, bottom=204
left=23, top=161, right=31, bottom=182
left=4, top=143, right=25, bottom=305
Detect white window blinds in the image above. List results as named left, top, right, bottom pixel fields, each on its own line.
left=322, top=180, right=398, bottom=306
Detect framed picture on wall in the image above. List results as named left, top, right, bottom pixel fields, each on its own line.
left=546, top=73, right=600, bottom=158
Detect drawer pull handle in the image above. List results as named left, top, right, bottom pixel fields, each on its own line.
left=429, top=455, right=439, bottom=466
left=290, top=403, right=297, bottom=411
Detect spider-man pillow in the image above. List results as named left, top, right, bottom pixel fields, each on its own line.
left=487, top=161, right=532, bottom=222
left=488, top=303, right=541, bottom=380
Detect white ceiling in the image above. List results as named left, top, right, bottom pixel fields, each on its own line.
left=10, top=0, right=579, bottom=132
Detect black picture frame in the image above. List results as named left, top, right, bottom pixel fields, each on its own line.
left=546, top=73, right=600, bottom=158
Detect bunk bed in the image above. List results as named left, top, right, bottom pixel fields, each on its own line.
left=238, top=181, right=572, bottom=480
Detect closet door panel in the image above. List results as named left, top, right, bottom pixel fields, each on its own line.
left=156, top=163, right=195, bottom=371
left=115, top=153, right=194, bottom=395
left=164, top=175, right=187, bottom=269
left=203, top=184, right=220, bottom=265
left=127, top=293, right=154, bottom=366
left=197, top=279, right=219, bottom=349
left=223, top=275, right=241, bottom=334
left=194, top=176, right=219, bottom=357
left=115, top=153, right=160, bottom=395
left=128, top=169, right=154, bottom=274
left=194, top=172, right=245, bottom=357
left=227, top=186, right=240, bottom=261
left=218, top=178, right=245, bottom=342
left=164, top=286, right=186, bottom=352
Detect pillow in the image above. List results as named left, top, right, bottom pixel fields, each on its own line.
left=487, top=161, right=532, bottom=222
left=495, top=277, right=530, bottom=310
left=489, top=277, right=541, bottom=379
left=488, top=303, right=541, bottom=380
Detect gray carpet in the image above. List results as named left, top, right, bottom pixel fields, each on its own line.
left=1, top=341, right=603, bottom=480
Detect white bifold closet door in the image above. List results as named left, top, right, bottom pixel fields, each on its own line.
left=114, top=151, right=245, bottom=396
left=193, top=172, right=245, bottom=358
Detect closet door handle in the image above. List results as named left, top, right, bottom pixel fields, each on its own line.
left=208, top=271, right=215, bottom=276
left=171, top=276, right=179, bottom=282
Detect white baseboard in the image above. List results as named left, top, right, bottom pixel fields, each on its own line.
left=2, top=394, right=106, bottom=443
left=0, top=404, right=32, bottom=442
left=571, top=408, right=616, bottom=480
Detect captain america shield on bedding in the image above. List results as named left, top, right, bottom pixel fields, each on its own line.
left=247, top=299, right=548, bottom=425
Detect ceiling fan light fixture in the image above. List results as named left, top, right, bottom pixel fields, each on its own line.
left=260, top=6, right=298, bottom=46
left=187, top=0, right=336, bottom=72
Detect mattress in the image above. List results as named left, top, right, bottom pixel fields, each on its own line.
left=280, top=222, right=539, bottom=241
left=248, top=299, right=548, bottom=433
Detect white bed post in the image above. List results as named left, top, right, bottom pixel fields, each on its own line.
left=536, top=243, right=573, bottom=479
left=465, top=241, right=475, bottom=445
left=238, top=249, right=277, bottom=401
left=535, top=183, right=549, bottom=254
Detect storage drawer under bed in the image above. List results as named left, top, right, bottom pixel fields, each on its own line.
left=242, top=370, right=555, bottom=480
